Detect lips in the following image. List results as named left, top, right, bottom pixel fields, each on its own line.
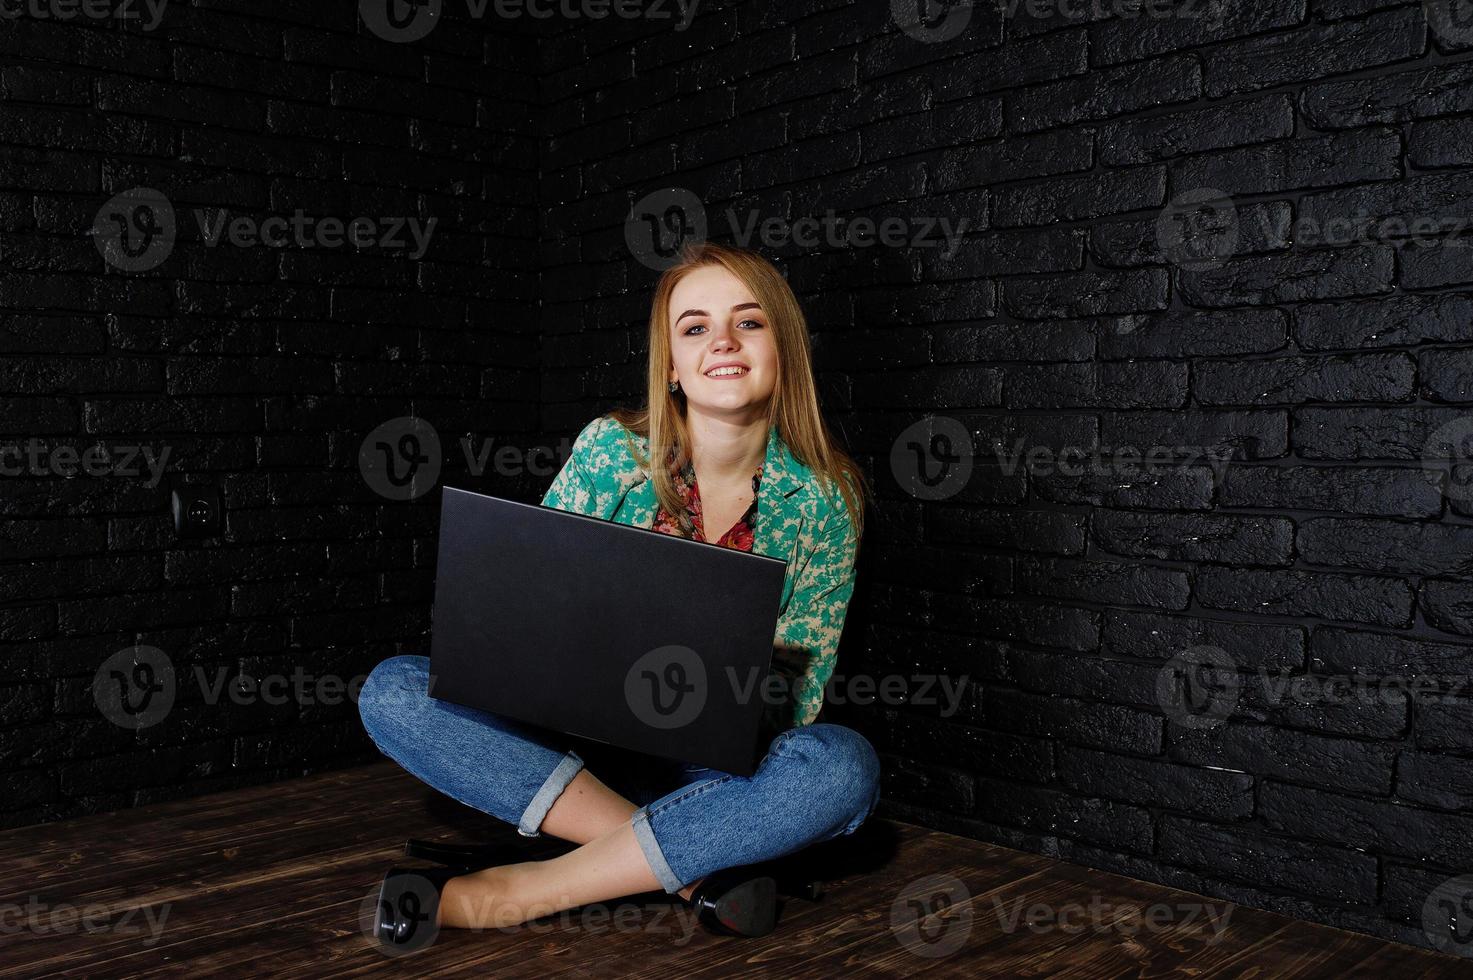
left=704, top=363, right=749, bottom=378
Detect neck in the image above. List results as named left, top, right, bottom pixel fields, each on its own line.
left=685, top=409, right=768, bottom=486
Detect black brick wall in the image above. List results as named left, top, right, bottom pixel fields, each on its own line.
left=535, top=0, right=1473, bottom=954
left=3, top=0, right=1472, bottom=957
left=0, top=7, right=541, bottom=817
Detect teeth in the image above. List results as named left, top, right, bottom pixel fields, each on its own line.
left=706, top=366, right=746, bottom=377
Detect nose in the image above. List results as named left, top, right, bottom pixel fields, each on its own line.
left=708, top=320, right=739, bottom=353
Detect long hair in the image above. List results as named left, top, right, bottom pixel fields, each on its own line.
left=608, top=241, right=870, bottom=538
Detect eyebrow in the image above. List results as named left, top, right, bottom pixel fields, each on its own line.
left=674, top=302, right=763, bottom=324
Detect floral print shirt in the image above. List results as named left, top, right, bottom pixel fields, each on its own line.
left=651, top=458, right=763, bottom=551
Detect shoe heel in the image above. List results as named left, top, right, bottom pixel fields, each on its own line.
left=376, top=865, right=461, bottom=951
left=695, top=874, right=777, bottom=938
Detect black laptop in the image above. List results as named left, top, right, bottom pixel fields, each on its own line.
left=426, top=486, right=789, bottom=776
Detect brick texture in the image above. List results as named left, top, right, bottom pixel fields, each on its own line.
left=2, top=0, right=1472, bottom=958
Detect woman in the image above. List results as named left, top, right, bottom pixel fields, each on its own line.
left=357, top=241, right=881, bottom=946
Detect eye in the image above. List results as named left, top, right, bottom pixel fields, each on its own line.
left=680, top=317, right=763, bottom=336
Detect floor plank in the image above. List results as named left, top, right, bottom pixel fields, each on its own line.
left=0, top=761, right=1464, bottom=978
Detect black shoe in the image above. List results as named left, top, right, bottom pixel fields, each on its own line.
left=685, top=867, right=779, bottom=938
left=375, top=864, right=475, bottom=952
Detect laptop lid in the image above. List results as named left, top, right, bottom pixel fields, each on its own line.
left=427, top=487, right=789, bottom=776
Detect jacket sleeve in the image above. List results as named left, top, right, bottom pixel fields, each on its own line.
left=541, top=416, right=612, bottom=517
left=772, top=485, right=860, bottom=727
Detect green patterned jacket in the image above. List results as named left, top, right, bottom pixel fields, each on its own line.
left=540, top=414, right=860, bottom=732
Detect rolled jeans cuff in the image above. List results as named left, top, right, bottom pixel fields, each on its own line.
left=517, top=749, right=584, bottom=837
left=630, top=805, right=684, bottom=894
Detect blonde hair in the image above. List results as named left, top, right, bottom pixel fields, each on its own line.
left=609, top=241, right=869, bottom=538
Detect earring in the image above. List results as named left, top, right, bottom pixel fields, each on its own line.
left=669, top=379, right=680, bottom=393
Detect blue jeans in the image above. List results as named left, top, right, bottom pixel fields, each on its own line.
left=357, top=654, right=882, bottom=894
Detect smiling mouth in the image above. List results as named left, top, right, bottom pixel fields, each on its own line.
left=705, top=366, right=749, bottom=377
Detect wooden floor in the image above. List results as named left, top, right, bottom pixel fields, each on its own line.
left=0, top=762, right=1463, bottom=978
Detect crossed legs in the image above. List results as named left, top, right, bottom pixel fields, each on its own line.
left=358, top=654, right=882, bottom=932
left=438, top=768, right=701, bottom=929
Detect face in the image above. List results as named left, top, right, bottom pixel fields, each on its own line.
left=667, top=264, right=779, bottom=421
